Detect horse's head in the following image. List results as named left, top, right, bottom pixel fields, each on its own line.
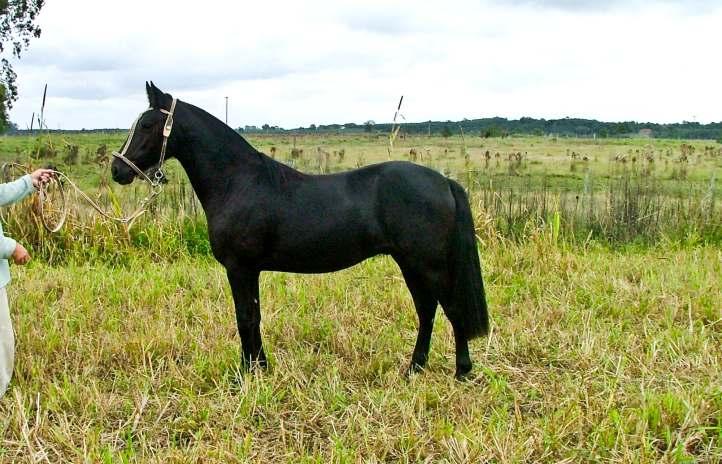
left=111, top=82, right=176, bottom=185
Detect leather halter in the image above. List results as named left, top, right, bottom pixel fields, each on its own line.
left=112, top=98, right=177, bottom=188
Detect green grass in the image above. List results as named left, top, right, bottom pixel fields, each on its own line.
left=0, top=132, right=719, bottom=461
left=0, top=240, right=719, bottom=461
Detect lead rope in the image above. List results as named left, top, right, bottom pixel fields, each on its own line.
left=2, top=98, right=177, bottom=232
left=1, top=163, right=161, bottom=232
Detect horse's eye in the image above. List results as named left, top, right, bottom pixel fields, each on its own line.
left=140, top=121, right=152, bottom=130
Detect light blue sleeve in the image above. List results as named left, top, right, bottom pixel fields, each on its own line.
left=0, top=237, right=17, bottom=259
left=0, top=175, right=35, bottom=207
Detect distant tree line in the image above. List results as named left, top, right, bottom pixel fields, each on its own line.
left=6, top=117, right=722, bottom=142
left=283, top=117, right=722, bottom=141
left=7, top=127, right=128, bottom=135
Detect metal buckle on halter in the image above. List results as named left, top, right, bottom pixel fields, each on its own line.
left=152, top=168, right=165, bottom=187
left=151, top=177, right=164, bottom=194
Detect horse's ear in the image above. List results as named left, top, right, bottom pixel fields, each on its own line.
left=148, top=81, right=172, bottom=110
left=145, top=81, right=154, bottom=107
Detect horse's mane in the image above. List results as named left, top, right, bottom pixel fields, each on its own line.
left=185, top=101, right=304, bottom=190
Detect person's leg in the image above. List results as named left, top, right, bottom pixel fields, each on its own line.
left=0, top=287, right=14, bottom=398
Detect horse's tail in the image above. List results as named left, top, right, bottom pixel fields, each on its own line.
left=447, top=180, right=489, bottom=340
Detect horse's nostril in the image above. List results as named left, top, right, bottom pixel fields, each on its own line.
left=111, top=165, right=118, bottom=177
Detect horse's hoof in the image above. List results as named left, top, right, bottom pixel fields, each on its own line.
left=240, top=357, right=269, bottom=373
left=455, top=366, right=473, bottom=381
left=251, top=359, right=269, bottom=372
left=406, top=362, right=425, bottom=377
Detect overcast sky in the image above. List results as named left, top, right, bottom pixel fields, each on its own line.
left=5, top=0, right=722, bottom=130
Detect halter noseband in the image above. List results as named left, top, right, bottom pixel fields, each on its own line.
left=112, top=97, right=177, bottom=188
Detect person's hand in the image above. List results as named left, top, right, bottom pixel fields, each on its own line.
left=30, top=168, right=54, bottom=189
left=11, top=243, right=30, bottom=265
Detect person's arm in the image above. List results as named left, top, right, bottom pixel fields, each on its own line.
left=0, top=169, right=54, bottom=207
left=0, top=175, right=34, bottom=207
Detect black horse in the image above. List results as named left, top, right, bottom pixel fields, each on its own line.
left=111, top=82, right=489, bottom=378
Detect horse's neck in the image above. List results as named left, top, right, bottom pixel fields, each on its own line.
left=173, top=104, right=264, bottom=210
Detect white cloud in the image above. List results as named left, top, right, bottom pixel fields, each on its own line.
left=5, top=0, right=722, bottom=129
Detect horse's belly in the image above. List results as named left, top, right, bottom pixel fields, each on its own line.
left=264, top=253, right=377, bottom=273
left=261, top=232, right=388, bottom=274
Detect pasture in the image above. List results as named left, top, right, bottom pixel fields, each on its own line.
left=0, top=131, right=720, bottom=462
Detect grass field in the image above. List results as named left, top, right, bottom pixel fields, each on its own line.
left=0, top=132, right=720, bottom=462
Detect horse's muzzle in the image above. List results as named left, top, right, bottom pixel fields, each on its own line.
left=111, top=163, right=135, bottom=185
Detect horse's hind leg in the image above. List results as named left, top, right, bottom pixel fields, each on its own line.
left=439, top=300, right=473, bottom=379
left=399, top=265, right=438, bottom=374
left=451, top=319, right=472, bottom=379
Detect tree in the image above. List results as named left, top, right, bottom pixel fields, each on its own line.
left=481, top=126, right=504, bottom=138
left=0, top=0, right=45, bottom=132
left=364, top=120, right=374, bottom=133
left=0, top=83, right=7, bottom=129
left=441, top=125, right=452, bottom=138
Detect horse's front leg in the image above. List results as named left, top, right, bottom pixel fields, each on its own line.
left=226, top=266, right=267, bottom=370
